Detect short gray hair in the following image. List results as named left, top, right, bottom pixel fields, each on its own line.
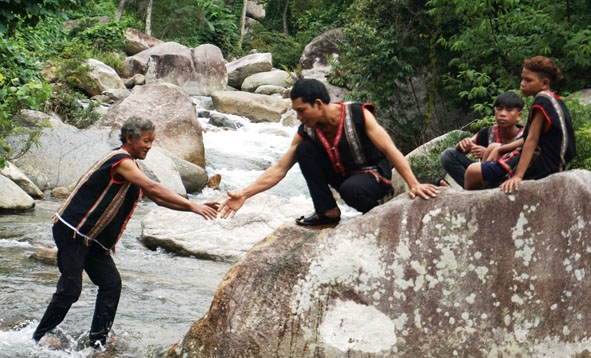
left=119, top=116, right=156, bottom=144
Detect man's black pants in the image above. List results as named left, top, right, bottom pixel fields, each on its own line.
left=296, top=139, right=392, bottom=214
left=33, top=221, right=122, bottom=345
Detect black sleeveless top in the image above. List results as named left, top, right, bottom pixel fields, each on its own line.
left=56, top=148, right=141, bottom=250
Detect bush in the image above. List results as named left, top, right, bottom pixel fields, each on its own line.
left=566, top=98, right=591, bottom=171
left=0, top=78, right=52, bottom=168
left=408, top=131, right=472, bottom=183
left=243, top=24, right=303, bottom=68
left=46, top=88, right=101, bottom=128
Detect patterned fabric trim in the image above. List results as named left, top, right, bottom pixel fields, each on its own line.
left=536, top=90, right=568, bottom=170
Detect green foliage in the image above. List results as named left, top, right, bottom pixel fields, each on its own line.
left=243, top=24, right=303, bottom=68
left=67, top=18, right=127, bottom=53
left=0, top=76, right=52, bottom=168
left=122, top=0, right=240, bottom=56
left=0, top=27, right=56, bottom=168
left=332, top=0, right=591, bottom=154
left=426, top=0, right=591, bottom=104
left=565, top=98, right=591, bottom=171
left=0, top=0, right=84, bottom=34
left=408, top=130, right=472, bottom=183
left=335, top=0, right=437, bottom=152
left=46, top=88, right=101, bottom=128
left=53, top=46, right=94, bottom=92
left=62, top=17, right=128, bottom=73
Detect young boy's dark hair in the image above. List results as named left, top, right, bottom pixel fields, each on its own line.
left=493, top=92, right=524, bottom=111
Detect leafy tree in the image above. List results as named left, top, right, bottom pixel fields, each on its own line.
left=335, top=0, right=446, bottom=152
left=0, top=0, right=84, bottom=34
left=0, top=62, right=52, bottom=168
left=121, top=0, right=240, bottom=56
left=427, top=0, right=591, bottom=101
left=245, top=0, right=354, bottom=68
left=334, top=0, right=591, bottom=152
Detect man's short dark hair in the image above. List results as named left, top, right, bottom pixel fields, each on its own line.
left=290, top=78, right=330, bottom=106
left=494, top=92, right=524, bottom=111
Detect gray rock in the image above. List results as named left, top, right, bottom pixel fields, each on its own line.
left=241, top=70, right=291, bottom=92
left=10, top=125, right=115, bottom=191
left=140, top=147, right=187, bottom=197
left=299, top=28, right=344, bottom=70
left=123, top=28, right=163, bottom=56
left=0, top=161, right=44, bottom=198
left=122, top=41, right=192, bottom=78
left=96, top=82, right=206, bottom=167
left=246, top=0, right=265, bottom=20
left=208, top=112, right=243, bottom=129
left=226, top=52, right=273, bottom=89
left=123, top=41, right=227, bottom=96
left=254, top=84, right=288, bottom=97
left=9, top=124, right=189, bottom=196
left=169, top=155, right=208, bottom=194
left=173, top=170, right=591, bottom=357
left=140, top=193, right=314, bottom=262
left=82, top=59, right=127, bottom=97
left=0, top=175, right=34, bottom=211
left=211, top=90, right=291, bottom=123
left=572, top=88, right=591, bottom=106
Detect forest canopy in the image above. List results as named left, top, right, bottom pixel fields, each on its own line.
left=1, top=0, right=591, bottom=166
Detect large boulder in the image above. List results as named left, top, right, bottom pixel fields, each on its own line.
left=124, top=28, right=163, bottom=56
left=299, top=28, right=344, bottom=70
left=211, top=90, right=291, bottom=123
left=573, top=88, right=591, bottom=106
left=171, top=170, right=591, bottom=357
left=96, top=82, right=206, bottom=167
left=140, top=193, right=314, bottom=262
left=122, top=42, right=227, bottom=96
left=140, top=147, right=187, bottom=197
left=9, top=124, right=189, bottom=196
left=122, top=41, right=191, bottom=78
left=226, top=52, right=273, bottom=89
left=10, top=125, right=114, bottom=191
left=82, top=58, right=127, bottom=97
left=241, top=69, right=291, bottom=93
left=246, top=0, right=265, bottom=20
left=190, top=44, right=228, bottom=95
left=391, top=130, right=464, bottom=194
left=298, top=28, right=351, bottom=102
left=169, top=154, right=208, bottom=193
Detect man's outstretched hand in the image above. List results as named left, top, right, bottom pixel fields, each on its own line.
left=219, top=190, right=246, bottom=219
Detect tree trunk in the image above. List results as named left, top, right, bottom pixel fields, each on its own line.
left=115, top=0, right=127, bottom=21
left=145, top=0, right=153, bottom=36
left=282, top=0, right=289, bottom=35
left=239, top=0, right=248, bottom=47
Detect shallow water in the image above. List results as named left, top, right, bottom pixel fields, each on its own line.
left=0, top=115, right=305, bottom=357
left=0, top=198, right=233, bottom=357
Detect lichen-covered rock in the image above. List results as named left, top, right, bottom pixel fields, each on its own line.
left=172, top=170, right=591, bottom=357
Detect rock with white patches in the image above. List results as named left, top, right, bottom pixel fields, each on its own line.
left=172, top=170, right=591, bottom=357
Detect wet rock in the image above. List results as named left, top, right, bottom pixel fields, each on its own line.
left=30, top=248, right=57, bottom=265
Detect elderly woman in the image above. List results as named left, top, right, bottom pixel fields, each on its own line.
left=33, top=116, right=218, bottom=348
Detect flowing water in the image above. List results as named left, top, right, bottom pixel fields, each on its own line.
left=0, top=114, right=309, bottom=357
